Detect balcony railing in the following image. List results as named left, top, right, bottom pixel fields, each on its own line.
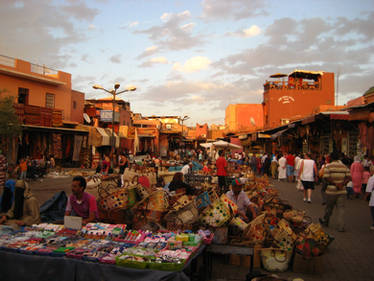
left=0, top=55, right=16, bottom=67
left=0, top=54, right=59, bottom=78
left=264, top=80, right=320, bottom=91
left=30, top=63, right=58, bottom=76
left=14, top=103, right=63, bottom=127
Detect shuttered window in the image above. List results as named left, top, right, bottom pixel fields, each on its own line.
left=45, top=93, right=55, bottom=108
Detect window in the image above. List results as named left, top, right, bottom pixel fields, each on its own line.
left=45, top=93, right=55, bottom=108
left=73, top=101, right=77, bottom=109
left=280, top=118, right=290, bottom=125
left=18, top=88, right=29, bottom=104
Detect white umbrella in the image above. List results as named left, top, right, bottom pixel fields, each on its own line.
left=200, top=142, right=213, bottom=149
left=212, top=140, right=242, bottom=150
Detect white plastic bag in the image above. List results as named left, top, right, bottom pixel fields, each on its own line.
left=296, top=179, right=304, bottom=191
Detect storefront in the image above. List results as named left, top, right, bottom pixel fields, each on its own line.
left=19, top=125, right=89, bottom=167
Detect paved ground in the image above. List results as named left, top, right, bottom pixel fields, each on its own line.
left=12, top=173, right=374, bottom=281
left=208, top=179, right=374, bottom=281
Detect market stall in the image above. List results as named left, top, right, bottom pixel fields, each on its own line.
left=0, top=223, right=206, bottom=281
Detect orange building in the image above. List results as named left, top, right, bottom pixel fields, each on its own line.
left=225, top=104, right=264, bottom=134
left=0, top=55, right=83, bottom=123
left=263, top=70, right=335, bottom=129
left=0, top=54, right=87, bottom=165
left=195, top=123, right=208, bottom=140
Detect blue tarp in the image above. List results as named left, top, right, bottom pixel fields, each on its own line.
left=40, top=191, right=68, bottom=223
left=167, top=161, right=203, bottom=172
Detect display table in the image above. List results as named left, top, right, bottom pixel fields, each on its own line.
left=204, top=244, right=254, bottom=280
left=0, top=245, right=205, bottom=281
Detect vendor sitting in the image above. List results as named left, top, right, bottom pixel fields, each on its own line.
left=0, top=180, right=40, bottom=227
left=65, top=176, right=98, bottom=225
left=168, top=172, right=196, bottom=195
left=226, top=178, right=257, bottom=223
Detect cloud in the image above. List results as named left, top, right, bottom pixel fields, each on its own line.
left=226, top=25, right=261, bottom=38
left=129, top=21, right=139, bottom=28
left=131, top=78, right=262, bottom=124
left=135, top=10, right=204, bottom=51
left=110, top=54, right=122, bottom=64
left=173, top=56, right=211, bottom=73
left=137, top=45, right=159, bottom=59
left=201, top=0, right=268, bottom=20
left=213, top=14, right=374, bottom=103
left=180, top=23, right=196, bottom=32
left=0, top=0, right=98, bottom=68
left=139, top=56, right=169, bottom=68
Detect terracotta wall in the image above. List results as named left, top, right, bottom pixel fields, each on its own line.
left=71, top=90, right=84, bottom=123
left=0, top=57, right=76, bottom=122
left=195, top=123, right=208, bottom=138
left=225, top=104, right=264, bottom=133
left=263, top=72, right=335, bottom=129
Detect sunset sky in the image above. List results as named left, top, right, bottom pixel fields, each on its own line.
left=1, top=0, right=374, bottom=126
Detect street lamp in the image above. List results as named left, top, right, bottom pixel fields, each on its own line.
left=92, top=83, right=136, bottom=168
left=180, top=115, right=190, bottom=155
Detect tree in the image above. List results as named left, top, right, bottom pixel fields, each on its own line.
left=0, top=93, right=22, bottom=156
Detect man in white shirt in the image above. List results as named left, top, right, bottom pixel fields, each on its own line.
left=226, top=178, right=256, bottom=222
left=365, top=172, right=374, bottom=230
left=181, top=162, right=192, bottom=175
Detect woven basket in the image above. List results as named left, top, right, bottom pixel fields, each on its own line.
left=98, top=188, right=129, bottom=211
left=261, top=248, right=293, bottom=272
left=200, top=198, right=231, bottom=228
left=164, top=200, right=199, bottom=226
left=220, top=194, right=238, bottom=215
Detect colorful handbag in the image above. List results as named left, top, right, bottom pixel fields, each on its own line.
left=200, top=198, right=231, bottom=228
left=195, top=191, right=211, bottom=209
left=220, top=194, right=238, bottom=215
left=146, top=190, right=169, bottom=212
left=244, top=213, right=266, bottom=243
left=98, top=188, right=129, bottom=211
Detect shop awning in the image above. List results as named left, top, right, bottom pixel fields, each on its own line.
left=22, top=124, right=88, bottom=134
left=105, top=128, right=120, bottom=148
left=96, top=127, right=110, bottom=146
left=320, top=111, right=349, bottom=120
left=271, top=128, right=288, bottom=139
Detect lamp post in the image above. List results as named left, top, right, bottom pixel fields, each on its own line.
left=92, top=83, right=136, bottom=168
left=180, top=115, right=190, bottom=156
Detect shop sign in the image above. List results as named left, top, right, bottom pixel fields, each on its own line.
left=100, top=110, right=119, bottom=122
left=258, top=133, right=271, bottom=139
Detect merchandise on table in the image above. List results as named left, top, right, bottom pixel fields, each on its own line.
left=0, top=223, right=205, bottom=271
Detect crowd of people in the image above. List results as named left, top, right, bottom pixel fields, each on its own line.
left=0, top=147, right=373, bottom=234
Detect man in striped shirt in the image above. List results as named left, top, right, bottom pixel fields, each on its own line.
left=319, top=152, right=351, bottom=232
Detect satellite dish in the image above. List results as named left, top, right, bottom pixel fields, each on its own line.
left=83, top=113, right=91, bottom=124
left=250, top=117, right=256, bottom=126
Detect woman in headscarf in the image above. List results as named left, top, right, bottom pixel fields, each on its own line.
left=350, top=156, right=364, bottom=198
left=0, top=180, right=40, bottom=226
left=168, top=172, right=196, bottom=195
left=270, top=155, right=278, bottom=179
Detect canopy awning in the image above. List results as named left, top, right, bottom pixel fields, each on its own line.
left=96, top=127, right=110, bottom=146
left=105, top=128, right=120, bottom=148
left=271, top=128, right=289, bottom=139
